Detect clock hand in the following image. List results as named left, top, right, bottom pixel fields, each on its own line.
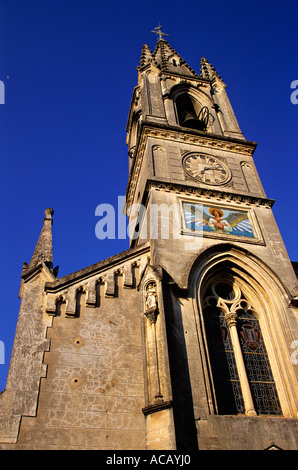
left=200, top=164, right=223, bottom=173
left=200, top=165, right=218, bottom=173
left=200, top=166, right=211, bottom=173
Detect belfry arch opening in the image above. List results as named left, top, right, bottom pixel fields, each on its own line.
left=175, top=93, right=209, bottom=131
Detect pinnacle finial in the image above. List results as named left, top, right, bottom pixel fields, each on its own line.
left=27, top=207, right=54, bottom=271
left=45, top=207, right=54, bottom=218
left=200, top=57, right=223, bottom=82
left=151, top=24, right=169, bottom=41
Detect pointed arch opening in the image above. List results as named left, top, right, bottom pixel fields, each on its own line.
left=201, top=263, right=282, bottom=416
left=190, top=246, right=298, bottom=418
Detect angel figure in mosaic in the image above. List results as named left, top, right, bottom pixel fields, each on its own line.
left=208, top=208, right=233, bottom=233
left=183, top=203, right=253, bottom=237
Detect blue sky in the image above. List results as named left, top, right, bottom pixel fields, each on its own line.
left=0, top=0, right=297, bottom=391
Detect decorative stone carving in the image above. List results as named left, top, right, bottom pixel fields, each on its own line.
left=144, top=281, right=159, bottom=323
left=224, top=312, right=238, bottom=328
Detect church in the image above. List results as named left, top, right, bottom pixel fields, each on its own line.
left=0, top=30, right=297, bottom=450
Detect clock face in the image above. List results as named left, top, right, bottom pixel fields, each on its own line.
left=182, top=153, right=231, bottom=185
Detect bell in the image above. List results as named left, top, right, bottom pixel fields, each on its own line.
left=177, top=93, right=206, bottom=130
left=181, top=110, right=201, bottom=129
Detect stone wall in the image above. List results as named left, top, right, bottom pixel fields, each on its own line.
left=0, top=248, right=150, bottom=450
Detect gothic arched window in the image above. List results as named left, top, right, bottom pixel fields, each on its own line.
left=202, top=277, right=282, bottom=416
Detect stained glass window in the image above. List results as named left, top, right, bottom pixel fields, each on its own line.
left=202, top=283, right=282, bottom=416
left=203, top=300, right=245, bottom=415
left=238, top=309, right=282, bottom=415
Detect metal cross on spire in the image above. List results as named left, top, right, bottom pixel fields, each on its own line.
left=151, top=24, right=169, bottom=41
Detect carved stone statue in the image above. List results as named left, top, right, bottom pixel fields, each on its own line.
left=144, top=282, right=158, bottom=323
left=145, top=282, right=157, bottom=308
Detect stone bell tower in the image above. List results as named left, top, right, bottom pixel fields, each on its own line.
left=125, top=29, right=298, bottom=448
left=0, top=30, right=297, bottom=450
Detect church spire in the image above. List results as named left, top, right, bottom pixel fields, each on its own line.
left=151, top=38, right=199, bottom=78
left=138, top=26, right=200, bottom=78
left=27, top=208, right=54, bottom=271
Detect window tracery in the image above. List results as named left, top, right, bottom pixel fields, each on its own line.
left=202, top=278, right=282, bottom=416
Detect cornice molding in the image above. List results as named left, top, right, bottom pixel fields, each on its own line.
left=142, top=399, right=173, bottom=416
left=145, top=179, right=275, bottom=209
left=125, top=124, right=258, bottom=209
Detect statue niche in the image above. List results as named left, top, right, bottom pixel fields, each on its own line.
left=144, top=281, right=159, bottom=323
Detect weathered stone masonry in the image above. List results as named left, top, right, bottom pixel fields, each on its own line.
left=0, top=35, right=297, bottom=450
